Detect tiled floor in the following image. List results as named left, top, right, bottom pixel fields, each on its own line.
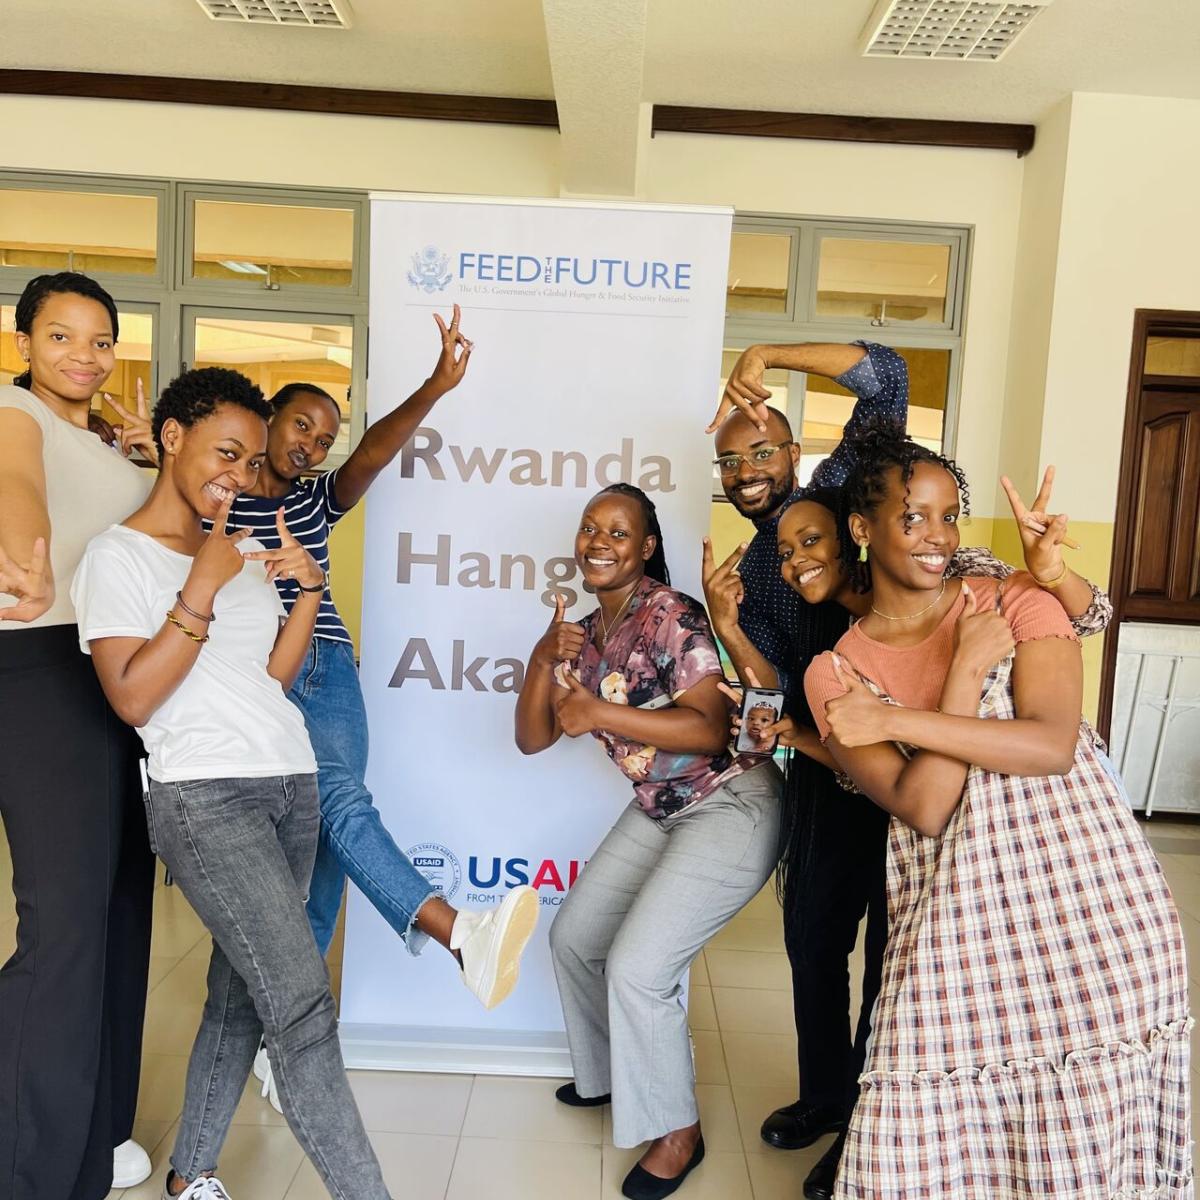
left=1, top=818, right=1198, bottom=1200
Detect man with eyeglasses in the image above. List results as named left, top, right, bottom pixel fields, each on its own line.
left=702, top=341, right=907, bottom=1200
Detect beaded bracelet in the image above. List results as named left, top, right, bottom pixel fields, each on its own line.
left=166, top=610, right=210, bottom=644
left=175, top=591, right=215, bottom=623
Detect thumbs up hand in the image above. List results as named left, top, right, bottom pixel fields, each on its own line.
left=823, top=654, right=894, bottom=748
left=531, top=592, right=587, bottom=670
left=553, top=669, right=600, bottom=738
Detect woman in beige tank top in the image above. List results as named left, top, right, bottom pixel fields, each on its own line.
left=0, top=273, right=158, bottom=1199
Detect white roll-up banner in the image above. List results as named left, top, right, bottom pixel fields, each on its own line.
left=340, top=194, right=733, bottom=1075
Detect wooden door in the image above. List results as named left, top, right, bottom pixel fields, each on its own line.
left=1099, top=312, right=1200, bottom=736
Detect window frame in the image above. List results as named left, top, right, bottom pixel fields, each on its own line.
left=0, top=170, right=370, bottom=468
left=716, top=212, right=970, bottom=499
left=0, top=172, right=171, bottom=289
left=179, top=183, right=367, bottom=302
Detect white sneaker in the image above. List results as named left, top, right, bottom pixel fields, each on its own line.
left=450, top=886, right=539, bottom=1010
left=253, top=1044, right=283, bottom=1114
left=162, top=1173, right=232, bottom=1199
left=112, top=1138, right=152, bottom=1188
left=252, top=1040, right=270, bottom=1084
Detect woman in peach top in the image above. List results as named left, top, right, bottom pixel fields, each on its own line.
left=802, top=431, right=1190, bottom=1200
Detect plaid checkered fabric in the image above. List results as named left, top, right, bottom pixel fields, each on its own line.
left=835, top=652, right=1193, bottom=1199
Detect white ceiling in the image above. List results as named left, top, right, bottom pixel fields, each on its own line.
left=0, top=0, right=555, bottom=98
left=645, top=0, right=1200, bottom=123
left=2, top=0, right=1199, bottom=124
left=3, top=0, right=1199, bottom=195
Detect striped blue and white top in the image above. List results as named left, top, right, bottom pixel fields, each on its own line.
left=209, top=468, right=352, bottom=645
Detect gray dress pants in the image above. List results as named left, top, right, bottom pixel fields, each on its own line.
left=549, top=762, right=782, bottom=1147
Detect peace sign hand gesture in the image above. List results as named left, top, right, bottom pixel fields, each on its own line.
left=102, top=379, right=160, bottom=466
left=0, top=537, right=53, bottom=623
left=427, top=304, right=473, bottom=397
left=1001, top=467, right=1078, bottom=584
left=824, top=654, right=893, bottom=748
left=187, top=492, right=253, bottom=599
left=243, top=508, right=325, bottom=588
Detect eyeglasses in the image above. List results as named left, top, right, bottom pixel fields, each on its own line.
left=713, top=440, right=794, bottom=475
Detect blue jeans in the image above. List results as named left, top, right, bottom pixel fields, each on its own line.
left=145, top=774, right=388, bottom=1199
left=289, top=639, right=436, bottom=957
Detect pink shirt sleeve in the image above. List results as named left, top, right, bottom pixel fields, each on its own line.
left=1000, top=573, right=1080, bottom=644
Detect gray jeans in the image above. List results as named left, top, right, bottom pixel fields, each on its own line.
left=145, top=774, right=389, bottom=1199
left=549, top=762, right=782, bottom=1147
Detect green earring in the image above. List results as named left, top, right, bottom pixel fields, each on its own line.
left=858, top=543, right=869, bottom=563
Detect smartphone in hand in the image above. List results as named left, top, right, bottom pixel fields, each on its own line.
left=736, top=687, right=785, bottom=754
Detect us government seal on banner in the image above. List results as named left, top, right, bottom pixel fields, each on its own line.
left=407, top=842, right=463, bottom=900
left=407, top=246, right=453, bottom=293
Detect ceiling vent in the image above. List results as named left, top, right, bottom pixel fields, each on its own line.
left=194, top=0, right=352, bottom=28
left=861, top=1, right=1053, bottom=61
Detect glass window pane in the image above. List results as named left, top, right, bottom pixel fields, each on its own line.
left=714, top=349, right=793, bottom=494
left=192, top=316, right=353, bottom=457
left=815, top=237, right=950, bottom=325
left=727, top=232, right=791, bottom=315
left=0, top=187, right=157, bottom=275
left=796, top=346, right=949, bottom=486
left=2, top=303, right=153, bottom=412
left=1145, top=337, right=1200, bottom=377
left=193, top=200, right=355, bottom=288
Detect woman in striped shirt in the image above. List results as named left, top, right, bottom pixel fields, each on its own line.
left=217, top=307, right=537, bottom=1108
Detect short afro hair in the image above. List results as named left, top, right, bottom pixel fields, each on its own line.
left=152, top=367, right=272, bottom=456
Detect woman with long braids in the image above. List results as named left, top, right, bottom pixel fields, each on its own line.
left=0, top=272, right=157, bottom=1198
left=515, top=483, right=780, bottom=1200
left=801, top=431, right=1189, bottom=1200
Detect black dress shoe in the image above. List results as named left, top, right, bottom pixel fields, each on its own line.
left=759, top=1100, right=845, bottom=1149
left=803, top=1130, right=846, bottom=1200
left=555, top=1081, right=611, bottom=1107
left=621, top=1137, right=705, bottom=1200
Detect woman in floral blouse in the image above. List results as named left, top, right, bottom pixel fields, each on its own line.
left=515, top=483, right=781, bottom=1200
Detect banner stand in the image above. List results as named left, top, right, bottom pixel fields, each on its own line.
left=341, top=1024, right=570, bottom=1077
left=340, top=191, right=733, bottom=1076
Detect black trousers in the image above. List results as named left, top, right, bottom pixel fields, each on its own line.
left=781, top=771, right=890, bottom=1112
left=0, top=625, right=154, bottom=1200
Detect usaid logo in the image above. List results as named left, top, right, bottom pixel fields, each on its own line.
left=407, top=246, right=453, bottom=293
left=406, top=841, right=462, bottom=900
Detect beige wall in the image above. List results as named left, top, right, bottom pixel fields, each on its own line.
left=1041, top=92, right=1200, bottom=522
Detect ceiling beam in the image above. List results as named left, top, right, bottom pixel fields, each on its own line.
left=0, top=70, right=558, bottom=130
left=652, top=106, right=1036, bottom=156
left=542, top=0, right=648, bottom=196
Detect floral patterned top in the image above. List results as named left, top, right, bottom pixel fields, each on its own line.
left=559, top=576, right=753, bottom=819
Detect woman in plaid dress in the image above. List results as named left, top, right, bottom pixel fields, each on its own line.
left=803, top=433, right=1191, bottom=1199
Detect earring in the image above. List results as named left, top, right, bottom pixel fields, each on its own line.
left=858, top=543, right=869, bottom=563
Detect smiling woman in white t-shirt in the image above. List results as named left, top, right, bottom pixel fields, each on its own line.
left=71, top=368, right=391, bottom=1200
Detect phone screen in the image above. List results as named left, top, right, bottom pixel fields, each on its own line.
left=736, top=687, right=785, bottom=754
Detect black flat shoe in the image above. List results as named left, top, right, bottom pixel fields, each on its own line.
left=803, top=1130, right=846, bottom=1200
left=621, top=1137, right=705, bottom=1200
left=555, top=1081, right=611, bottom=1107
left=760, top=1100, right=845, bottom=1150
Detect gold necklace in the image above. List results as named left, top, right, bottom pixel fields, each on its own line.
left=599, top=587, right=637, bottom=644
left=870, top=579, right=946, bottom=622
